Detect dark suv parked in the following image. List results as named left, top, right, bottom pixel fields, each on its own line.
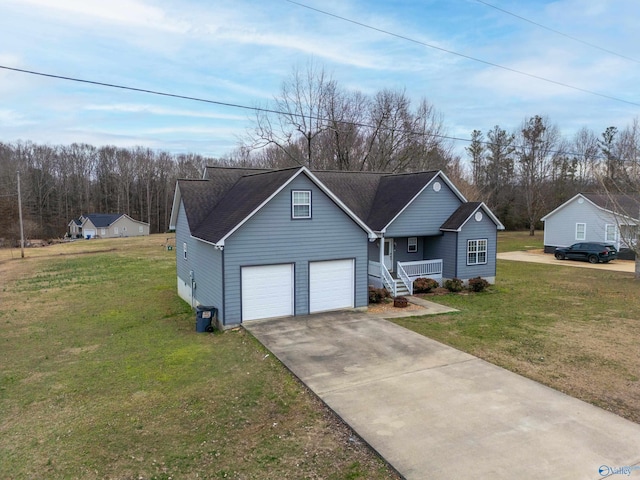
left=554, top=242, right=618, bottom=263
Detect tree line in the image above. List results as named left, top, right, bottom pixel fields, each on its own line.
left=0, top=142, right=221, bottom=244
left=1, top=64, right=639, bottom=244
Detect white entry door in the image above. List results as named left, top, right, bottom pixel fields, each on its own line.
left=309, top=259, right=355, bottom=313
left=241, top=264, right=294, bottom=321
left=384, top=239, right=394, bottom=272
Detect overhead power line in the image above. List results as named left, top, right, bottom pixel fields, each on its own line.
left=0, top=64, right=468, bottom=145
left=284, top=0, right=640, bottom=107
left=475, top=0, right=640, bottom=64
left=0, top=64, right=616, bottom=160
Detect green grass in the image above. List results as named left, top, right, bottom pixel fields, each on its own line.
left=497, top=230, right=544, bottom=252
left=0, top=237, right=397, bottom=479
left=393, top=260, right=640, bottom=423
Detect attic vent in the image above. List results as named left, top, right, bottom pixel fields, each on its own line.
left=475, top=212, right=483, bottom=222
left=433, top=181, right=441, bottom=192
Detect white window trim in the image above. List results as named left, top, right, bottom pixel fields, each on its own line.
left=575, top=223, right=586, bottom=241
left=407, top=237, right=418, bottom=253
left=605, top=224, right=617, bottom=243
left=292, top=190, right=311, bottom=219
left=467, top=239, right=488, bottom=266
left=183, top=242, right=187, bottom=260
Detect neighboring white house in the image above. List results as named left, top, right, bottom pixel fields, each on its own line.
left=68, top=213, right=150, bottom=239
left=541, top=193, right=639, bottom=259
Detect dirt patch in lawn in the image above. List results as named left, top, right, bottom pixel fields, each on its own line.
left=367, top=300, right=425, bottom=315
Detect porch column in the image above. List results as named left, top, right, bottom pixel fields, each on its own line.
left=379, top=234, right=385, bottom=279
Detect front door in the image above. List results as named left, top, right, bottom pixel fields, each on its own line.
left=384, top=239, right=394, bottom=272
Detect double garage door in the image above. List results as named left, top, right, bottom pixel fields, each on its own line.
left=241, top=259, right=354, bottom=321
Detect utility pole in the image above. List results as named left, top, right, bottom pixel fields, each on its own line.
left=17, top=170, right=25, bottom=258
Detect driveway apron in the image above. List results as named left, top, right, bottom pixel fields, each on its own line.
left=245, top=312, right=640, bottom=480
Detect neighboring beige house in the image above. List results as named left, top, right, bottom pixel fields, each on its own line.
left=68, top=213, right=150, bottom=239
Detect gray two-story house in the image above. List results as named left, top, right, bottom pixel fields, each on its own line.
left=169, top=166, right=504, bottom=328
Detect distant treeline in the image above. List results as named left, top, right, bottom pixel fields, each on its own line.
left=1, top=115, right=639, bottom=244
left=0, top=142, right=225, bottom=243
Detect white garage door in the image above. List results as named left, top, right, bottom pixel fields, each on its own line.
left=309, top=259, right=355, bottom=313
left=83, top=229, right=96, bottom=239
left=241, top=264, right=294, bottom=321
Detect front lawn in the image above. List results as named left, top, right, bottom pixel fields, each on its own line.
left=393, top=260, right=640, bottom=423
left=0, top=236, right=397, bottom=479
left=497, top=229, right=544, bottom=252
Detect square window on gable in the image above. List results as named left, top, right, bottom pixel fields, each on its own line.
left=292, top=190, right=311, bottom=219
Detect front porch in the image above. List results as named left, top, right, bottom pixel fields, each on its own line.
left=368, top=259, right=443, bottom=296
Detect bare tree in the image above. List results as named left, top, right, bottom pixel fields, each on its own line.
left=571, top=127, right=600, bottom=189
left=250, top=63, right=335, bottom=168
left=516, top=115, right=562, bottom=236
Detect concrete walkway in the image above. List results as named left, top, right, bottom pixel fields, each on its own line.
left=245, top=312, right=640, bottom=480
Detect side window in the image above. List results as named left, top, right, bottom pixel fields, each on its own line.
left=605, top=224, right=616, bottom=242
left=183, top=242, right=187, bottom=260
left=575, top=223, right=586, bottom=241
left=467, top=239, right=487, bottom=265
left=407, top=237, right=418, bottom=253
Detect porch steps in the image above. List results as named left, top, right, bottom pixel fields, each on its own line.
left=394, top=281, right=410, bottom=297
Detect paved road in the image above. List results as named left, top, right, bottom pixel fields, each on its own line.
left=498, top=250, right=636, bottom=272
left=246, top=312, right=640, bottom=480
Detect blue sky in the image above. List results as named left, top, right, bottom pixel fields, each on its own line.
left=1, top=0, right=638, bottom=159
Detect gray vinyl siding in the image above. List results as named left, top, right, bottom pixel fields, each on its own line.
left=455, top=216, right=497, bottom=280
left=393, top=236, right=425, bottom=264
left=175, top=202, right=224, bottom=319
left=223, top=174, right=368, bottom=325
left=385, top=181, right=462, bottom=237
left=543, top=198, right=616, bottom=248
left=425, top=233, right=457, bottom=279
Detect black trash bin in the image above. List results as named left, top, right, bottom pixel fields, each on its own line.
left=196, top=306, right=217, bottom=332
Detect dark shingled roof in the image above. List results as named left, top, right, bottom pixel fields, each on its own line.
left=440, top=202, right=483, bottom=231
left=312, top=171, right=384, bottom=221
left=366, top=172, right=439, bottom=230
left=192, top=168, right=302, bottom=243
left=583, top=193, right=640, bottom=219
left=177, top=166, right=489, bottom=245
left=83, top=213, right=123, bottom=227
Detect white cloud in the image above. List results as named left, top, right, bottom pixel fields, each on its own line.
left=0, top=109, right=34, bottom=127
left=6, top=0, right=189, bottom=33
left=83, top=103, right=246, bottom=121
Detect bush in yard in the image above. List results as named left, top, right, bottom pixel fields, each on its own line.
left=468, top=277, right=490, bottom=292
left=413, top=277, right=439, bottom=293
left=368, top=286, right=391, bottom=303
left=444, top=278, right=464, bottom=292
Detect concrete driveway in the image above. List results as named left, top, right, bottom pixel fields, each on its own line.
left=498, top=250, right=636, bottom=273
left=246, top=312, right=640, bottom=480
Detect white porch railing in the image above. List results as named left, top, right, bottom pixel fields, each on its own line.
left=399, top=259, right=443, bottom=277
left=397, top=263, right=413, bottom=295
left=368, top=260, right=396, bottom=296
left=397, top=259, right=443, bottom=295
left=370, top=259, right=443, bottom=297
